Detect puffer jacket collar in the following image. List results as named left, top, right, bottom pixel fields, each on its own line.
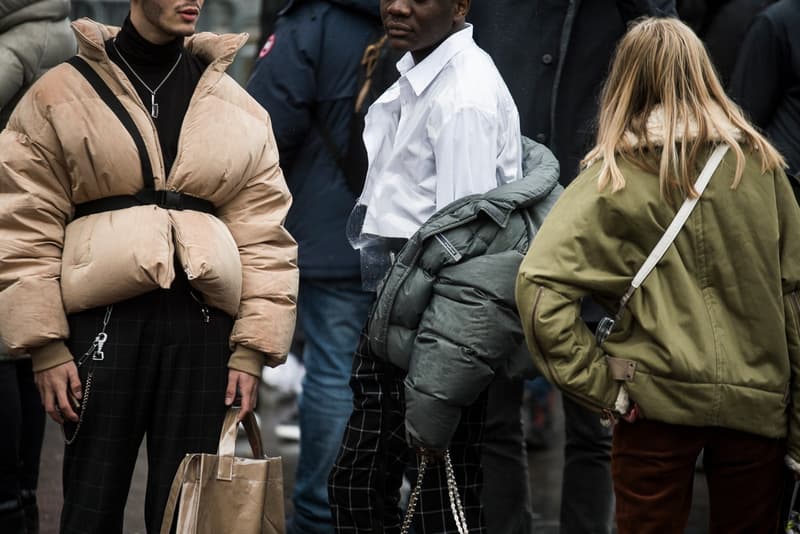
left=71, top=18, right=248, bottom=77
left=394, top=137, right=560, bottom=265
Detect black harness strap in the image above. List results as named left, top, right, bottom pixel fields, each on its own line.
left=66, top=56, right=214, bottom=218
left=67, top=56, right=155, bottom=190
left=74, top=189, right=215, bottom=218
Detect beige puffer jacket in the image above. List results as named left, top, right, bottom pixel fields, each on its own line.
left=0, top=19, right=299, bottom=375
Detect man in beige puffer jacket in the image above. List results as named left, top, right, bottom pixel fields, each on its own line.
left=0, top=0, right=298, bottom=531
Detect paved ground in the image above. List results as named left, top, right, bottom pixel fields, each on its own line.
left=37, top=386, right=709, bottom=533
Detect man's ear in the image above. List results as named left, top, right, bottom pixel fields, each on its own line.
left=455, top=0, right=470, bottom=21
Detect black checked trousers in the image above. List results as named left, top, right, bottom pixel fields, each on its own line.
left=60, top=274, right=233, bottom=534
left=329, top=333, right=487, bottom=534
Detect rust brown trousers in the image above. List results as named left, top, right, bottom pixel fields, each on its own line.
left=612, top=418, right=786, bottom=534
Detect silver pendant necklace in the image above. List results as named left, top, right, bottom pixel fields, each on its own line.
left=112, top=37, right=182, bottom=119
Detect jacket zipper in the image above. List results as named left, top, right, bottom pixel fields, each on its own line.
left=791, top=292, right=800, bottom=336
left=530, top=284, right=608, bottom=412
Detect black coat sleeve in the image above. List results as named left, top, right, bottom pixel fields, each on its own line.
left=729, top=13, right=787, bottom=129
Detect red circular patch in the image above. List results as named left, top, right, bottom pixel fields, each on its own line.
left=259, top=34, right=276, bottom=59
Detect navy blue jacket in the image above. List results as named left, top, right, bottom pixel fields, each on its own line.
left=247, top=0, right=381, bottom=279
left=730, top=0, right=800, bottom=181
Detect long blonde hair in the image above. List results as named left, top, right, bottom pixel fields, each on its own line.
left=583, top=17, right=784, bottom=198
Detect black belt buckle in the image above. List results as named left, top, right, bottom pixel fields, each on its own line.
left=160, top=190, right=183, bottom=210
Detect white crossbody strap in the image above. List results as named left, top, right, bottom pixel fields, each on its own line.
left=595, top=145, right=729, bottom=345
left=632, top=144, right=729, bottom=289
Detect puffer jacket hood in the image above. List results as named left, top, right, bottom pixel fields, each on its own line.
left=281, top=0, right=380, bottom=19
left=0, top=0, right=68, bottom=30
left=0, top=0, right=34, bottom=17
left=0, top=0, right=74, bottom=127
left=366, top=137, right=561, bottom=450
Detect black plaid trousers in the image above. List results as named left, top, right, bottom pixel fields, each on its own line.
left=60, top=274, right=233, bottom=534
left=329, top=333, right=487, bottom=534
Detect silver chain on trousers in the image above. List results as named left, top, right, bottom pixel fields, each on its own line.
left=62, top=305, right=113, bottom=445
left=400, top=450, right=469, bottom=534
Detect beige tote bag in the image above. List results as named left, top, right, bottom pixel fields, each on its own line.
left=160, top=407, right=285, bottom=534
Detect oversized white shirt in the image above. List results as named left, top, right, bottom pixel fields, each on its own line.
left=357, top=25, right=522, bottom=239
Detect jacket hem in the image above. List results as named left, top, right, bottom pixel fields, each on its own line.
left=627, top=372, right=788, bottom=439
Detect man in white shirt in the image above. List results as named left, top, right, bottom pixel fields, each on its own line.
left=356, top=5, right=520, bottom=241
left=328, top=1, right=523, bottom=532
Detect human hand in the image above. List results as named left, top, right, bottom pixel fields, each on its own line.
left=35, top=361, right=82, bottom=424
left=786, top=456, right=800, bottom=480
left=225, top=370, right=259, bottom=421
left=621, top=403, right=640, bottom=423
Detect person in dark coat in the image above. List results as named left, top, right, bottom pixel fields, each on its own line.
left=469, top=2, right=675, bottom=533
left=256, top=0, right=288, bottom=51
left=246, top=2, right=381, bottom=532
left=676, top=0, right=775, bottom=86
left=729, top=0, right=800, bottom=193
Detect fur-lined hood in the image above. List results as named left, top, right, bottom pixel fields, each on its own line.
left=623, top=104, right=743, bottom=147
left=584, top=104, right=745, bottom=169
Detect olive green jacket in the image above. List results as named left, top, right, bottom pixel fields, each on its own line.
left=516, top=141, right=800, bottom=461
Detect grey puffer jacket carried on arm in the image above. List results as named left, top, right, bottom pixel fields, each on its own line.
left=366, top=138, right=561, bottom=450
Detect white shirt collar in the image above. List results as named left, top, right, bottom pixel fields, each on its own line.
left=396, top=24, right=474, bottom=96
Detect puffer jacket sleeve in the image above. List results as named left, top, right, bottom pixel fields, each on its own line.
left=404, top=250, right=525, bottom=450
left=776, top=170, right=800, bottom=465
left=0, top=87, right=73, bottom=366
left=515, top=170, right=629, bottom=413
left=216, top=120, right=298, bottom=375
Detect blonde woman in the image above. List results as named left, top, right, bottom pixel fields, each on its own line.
left=516, top=17, right=800, bottom=533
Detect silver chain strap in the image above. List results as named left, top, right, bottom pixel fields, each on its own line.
left=400, top=450, right=469, bottom=534
left=445, top=451, right=468, bottom=534
left=400, top=454, right=428, bottom=534
left=62, top=372, right=92, bottom=445
left=63, top=305, right=113, bottom=445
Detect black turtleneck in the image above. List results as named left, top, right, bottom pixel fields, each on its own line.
left=106, top=16, right=207, bottom=178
